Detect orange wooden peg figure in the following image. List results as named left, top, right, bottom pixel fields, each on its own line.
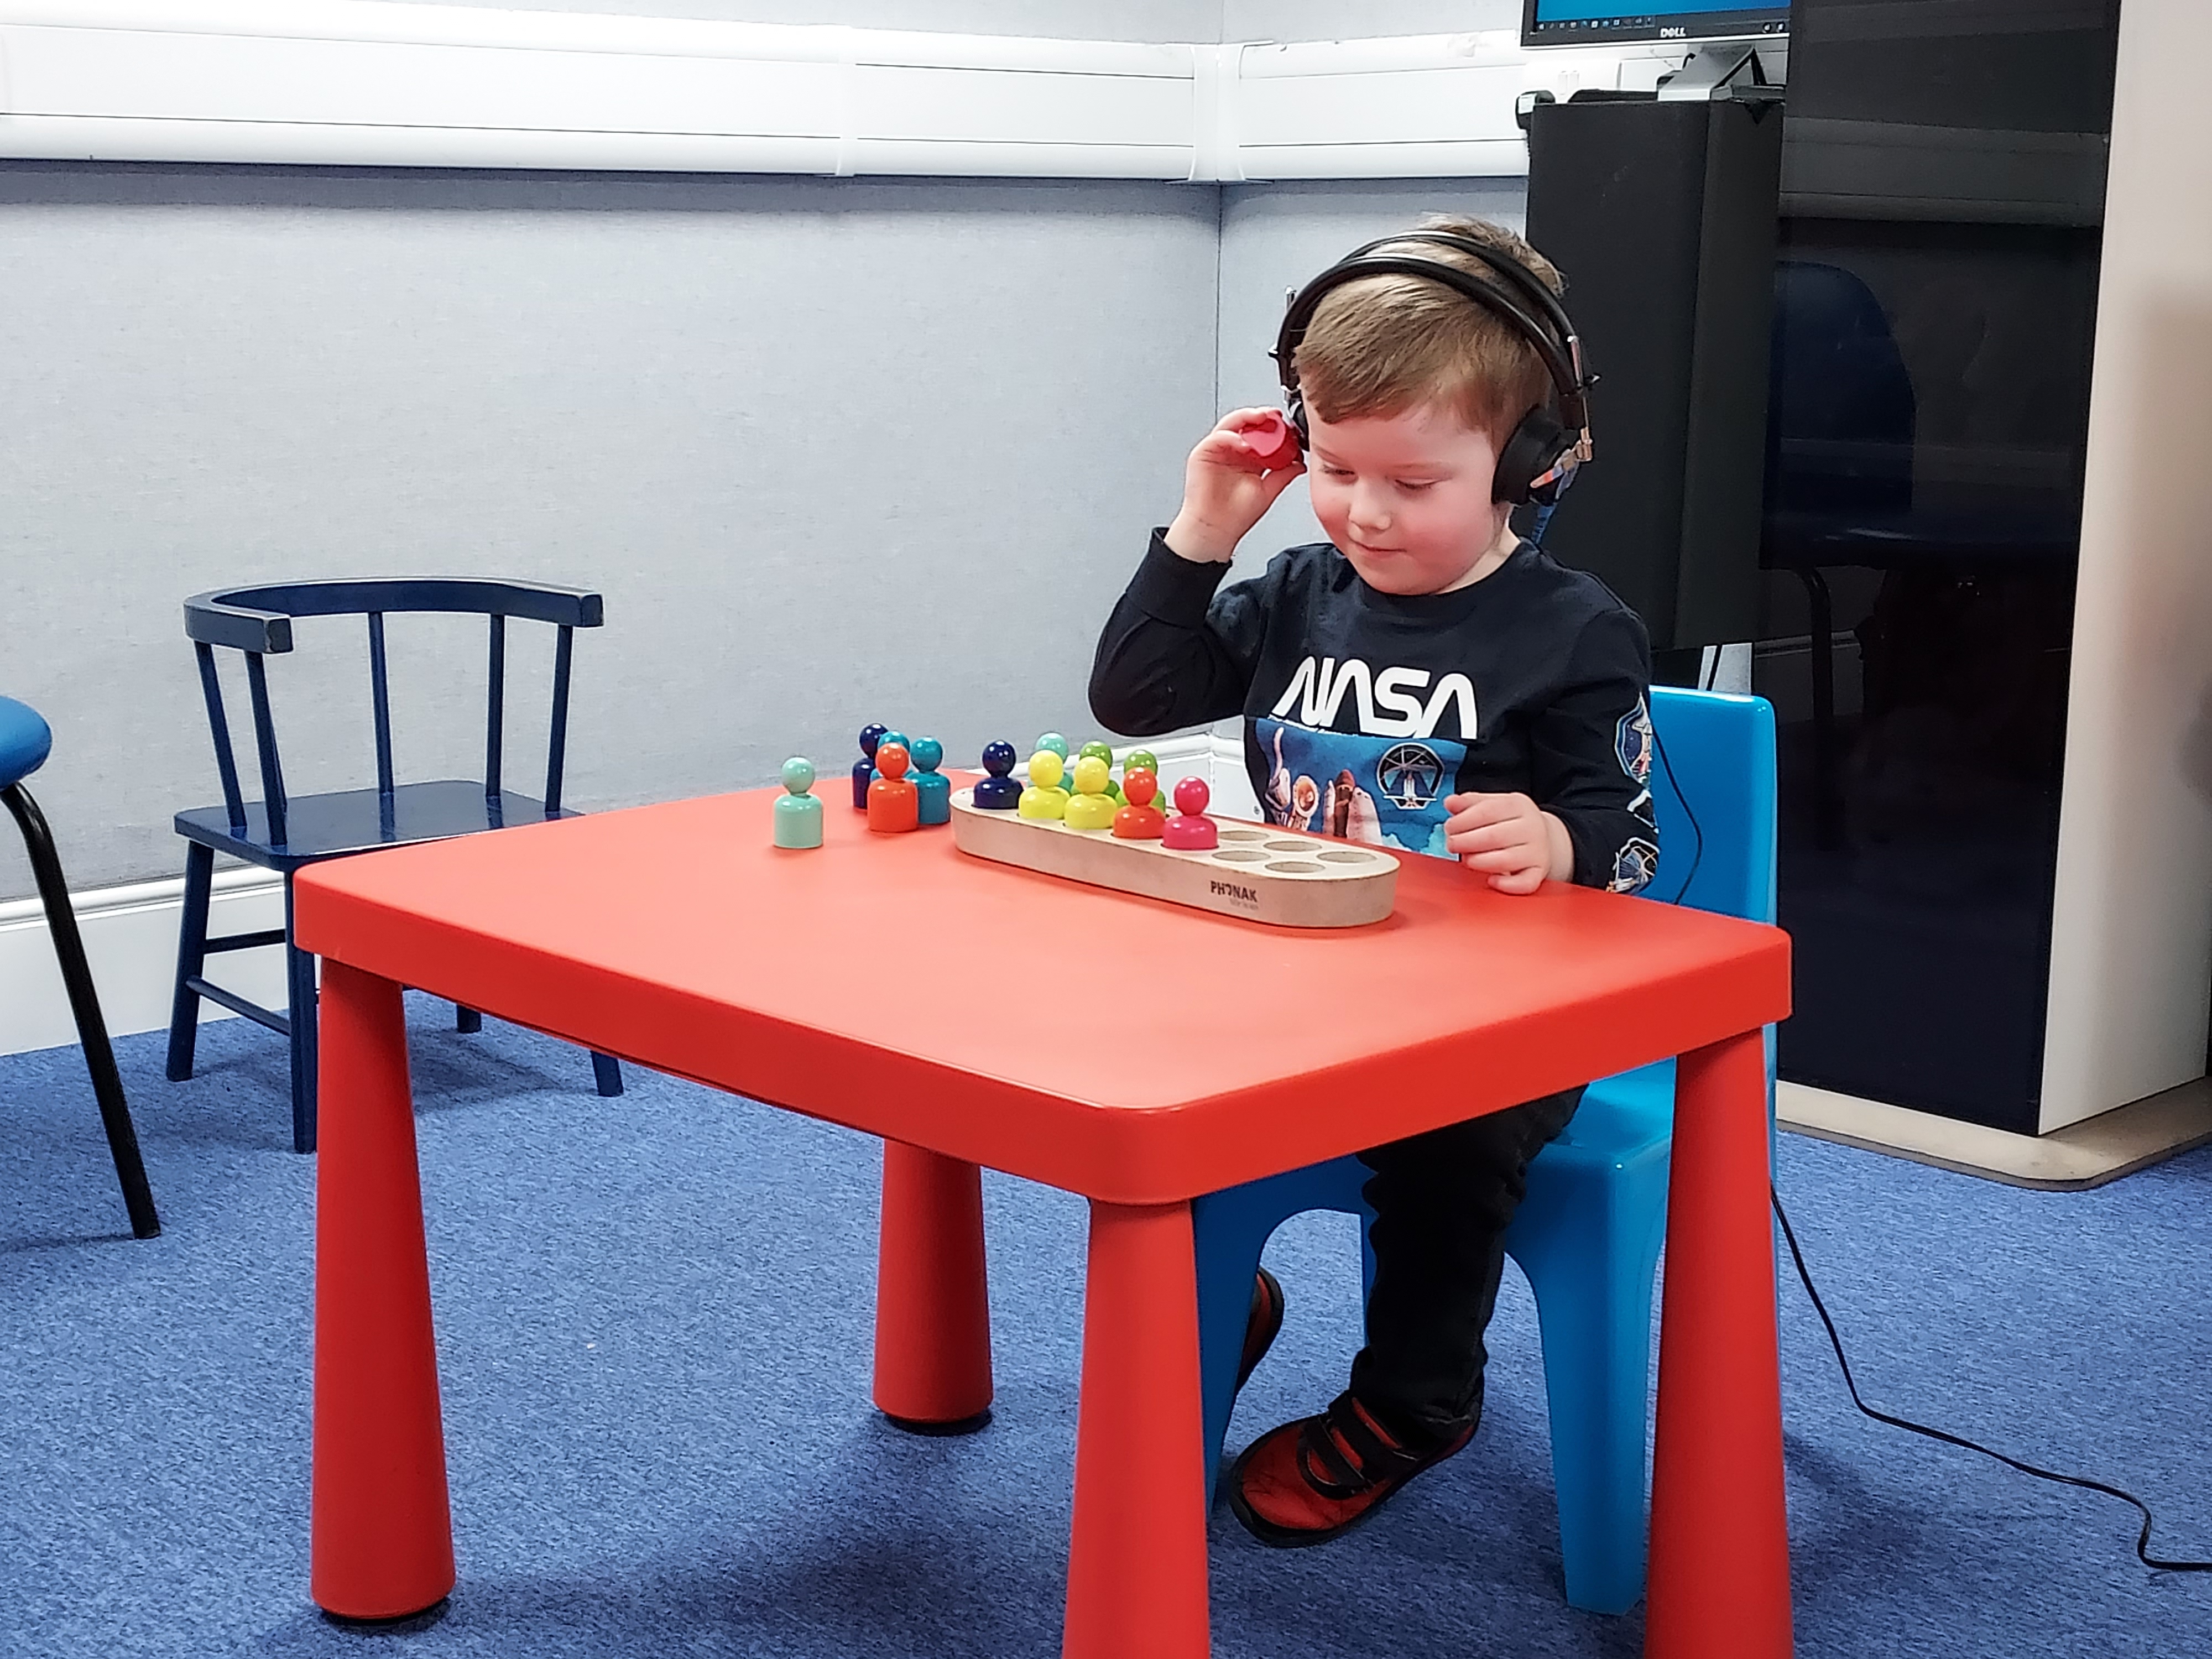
left=1112, top=766, right=1167, bottom=840
left=868, top=740, right=920, bottom=833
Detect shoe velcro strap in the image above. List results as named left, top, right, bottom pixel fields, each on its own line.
left=1296, top=1417, right=1370, bottom=1499
left=1298, top=1392, right=1422, bottom=1497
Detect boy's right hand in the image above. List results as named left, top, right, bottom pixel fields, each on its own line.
left=1164, top=409, right=1307, bottom=565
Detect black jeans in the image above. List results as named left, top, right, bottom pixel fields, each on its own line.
left=1347, top=1086, right=1584, bottom=1446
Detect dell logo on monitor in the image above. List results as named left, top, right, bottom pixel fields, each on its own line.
left=1660, top=26, right=1687, bottom=39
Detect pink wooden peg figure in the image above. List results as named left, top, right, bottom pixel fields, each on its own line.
left=1161, top=775, right=1218, bottom=850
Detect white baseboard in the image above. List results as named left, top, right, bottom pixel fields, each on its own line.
left=0, top=737, right=1238, bottom=1060
left=0, top=867, right=290, bottom=1058
left=1778, top=1078, right=2212, bottom=1191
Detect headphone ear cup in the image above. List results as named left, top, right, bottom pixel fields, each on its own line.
left=1286, top=391, right=1310, bottom=449
left=1493, top=408, right=1574, bottom=505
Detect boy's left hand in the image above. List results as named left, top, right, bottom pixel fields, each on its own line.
left=1443, top=792, right=1574, bottom=894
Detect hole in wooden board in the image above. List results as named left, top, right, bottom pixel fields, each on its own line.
left=1212, top=849, right=1267, bottom=863
left=1265, top=860, right=1324, bottom=874
left=1218, top=828, right=1267, bottom=842
left=1318, top=849, right=1377, bottom=863
left=1262, top=840, right=1312, bottom=853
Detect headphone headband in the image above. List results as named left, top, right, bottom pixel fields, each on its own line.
left=1271, top=231, right=1596, bottom=500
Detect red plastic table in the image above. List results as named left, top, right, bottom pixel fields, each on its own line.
left=295, top=786, right=1793, bottom=1657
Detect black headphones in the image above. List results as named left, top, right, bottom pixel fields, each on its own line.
left=1272, top=231, right=1596, bottom=506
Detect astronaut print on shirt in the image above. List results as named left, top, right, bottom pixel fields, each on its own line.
left=1255, top=717, right=1468, bottom=858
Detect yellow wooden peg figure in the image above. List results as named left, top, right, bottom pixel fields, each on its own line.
left=1019, top=749, right=1072, bottom=820
left=1063, top=753, right=1118, bottom=831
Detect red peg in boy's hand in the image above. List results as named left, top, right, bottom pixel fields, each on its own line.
left=1240, top=410, right=1304, bottom=473
left=1166, top=409, right=1310, bottom=566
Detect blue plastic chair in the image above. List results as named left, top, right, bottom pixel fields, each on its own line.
left=164, top=580, right=624, bottom=1154
left=2, top=696, right=160, bottom=1238
left=1191, top=687, right=1777, bottom=1614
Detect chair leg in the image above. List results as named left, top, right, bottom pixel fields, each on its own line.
left=1506, top=1159, right=1672, bottom=1616
left=458, top=1005, right=614, bottom=1095
left=1189, top=1187, right=1272, bottom=1504
left=1188, top=1156, right=1373, bottom=1505
left=165, top=842, right=216, bottom=1082
left=284, top=875, right=319, bottom=1154
left=3, top=783, right=160, bottom=1239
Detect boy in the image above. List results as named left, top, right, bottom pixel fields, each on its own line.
left=1088, top=216, right=1658, bottom=1546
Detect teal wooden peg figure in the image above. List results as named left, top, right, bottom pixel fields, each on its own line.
left=775, top=757, right=824, bottom=849
left=911, top=736, right=951, bottom=826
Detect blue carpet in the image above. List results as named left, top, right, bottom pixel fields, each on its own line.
left=2, top=1003, right=2208, bottom=1657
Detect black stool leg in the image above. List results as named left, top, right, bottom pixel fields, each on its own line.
left=166, top=842, right=215, bottom=1082
left=455, top=1004, right=482, bottom=1034
left=284, top=874, right=319, bottom=1154
left=592, top=1052, right=624, bottom=1097
left=3, top=783, right=160, bottom=1239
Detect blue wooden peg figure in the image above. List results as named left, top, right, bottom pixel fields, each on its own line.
left=911, top=737, right=951, bottom=826
left=974, top=740, right=1021, bottom=810
left=775, top=757, right=824, bottom=848
left=852, top=723, right=888, bottom=811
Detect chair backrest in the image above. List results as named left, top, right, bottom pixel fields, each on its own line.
left=182, top=578, right=604, bottom=846
left=1644, top=687, right=1778, bottom=927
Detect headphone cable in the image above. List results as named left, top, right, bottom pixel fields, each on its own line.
left=1771, top=1185, right=2212, bottom=1573
left=1648, top=719, right=1704, bottom=907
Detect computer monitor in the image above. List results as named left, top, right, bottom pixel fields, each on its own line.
left=1522, top=2, right=1790, bottom=49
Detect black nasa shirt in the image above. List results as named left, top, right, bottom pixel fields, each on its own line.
left=1089, top=530, right=1659, bottom=891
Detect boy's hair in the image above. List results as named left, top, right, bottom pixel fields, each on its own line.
left=1293, top=215, right=1566, bottom=451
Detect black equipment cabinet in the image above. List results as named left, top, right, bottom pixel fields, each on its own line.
left=1523, top=95, right=1784, bottom=655
left=1755, top=0, right=2121, bottom=1133
left=1520, top=1, right=2124, bottom=1133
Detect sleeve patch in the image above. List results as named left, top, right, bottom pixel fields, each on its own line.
left=1616, top=698, right=1654, bottom=790
left=1611, top=837, right=1660, bottom=894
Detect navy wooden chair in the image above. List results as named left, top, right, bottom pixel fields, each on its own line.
left=165, top=580, right=623, bottom=1154
left=2, top=695, right=160, bottom=1238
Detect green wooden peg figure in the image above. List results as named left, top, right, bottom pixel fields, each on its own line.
left=775, top=757, right=824, bottom=849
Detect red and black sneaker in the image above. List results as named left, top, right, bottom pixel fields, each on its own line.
left=1238, top=1266, right=1286, bottom=1392
left=1225, top=1391, right=1474, bottom=1548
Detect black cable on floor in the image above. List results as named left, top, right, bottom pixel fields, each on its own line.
left=1770, top=1186, right=2212, bottom=1573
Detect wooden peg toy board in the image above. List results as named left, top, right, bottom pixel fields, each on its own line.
left=948, top=789, right=1398, bottom=927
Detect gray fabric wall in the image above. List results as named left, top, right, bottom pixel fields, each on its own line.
left=0, top=7, right=1535, bottom=900
left=0, top=166, right=1218, bottom=895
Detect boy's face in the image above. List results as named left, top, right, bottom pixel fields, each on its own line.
left=1305, top=400, right=1514, bottom=596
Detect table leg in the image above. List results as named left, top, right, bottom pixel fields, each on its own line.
left=1647, top=1029, right=1793, bottom=1657
left=873, top=1141, right=994, bottom=1429
left=1063, top=1200, right=1209, bottom=1659
left=310, top=961, right=455, bottom=1619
